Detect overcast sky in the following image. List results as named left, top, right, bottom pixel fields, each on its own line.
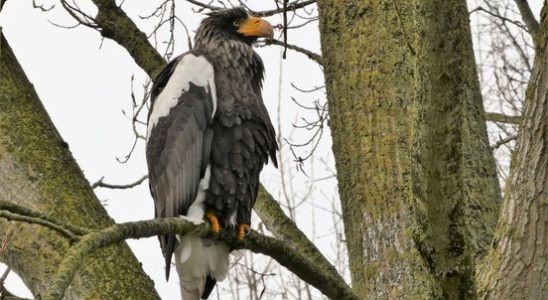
left=0, top=0, right=544, bottom=299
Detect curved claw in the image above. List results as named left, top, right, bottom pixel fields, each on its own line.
left=206, top=212, right=220, bottom=234
left=237, top=224, right=250, bottom=240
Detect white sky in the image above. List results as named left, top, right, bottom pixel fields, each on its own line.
left=0, top=0, right=544, bottom=299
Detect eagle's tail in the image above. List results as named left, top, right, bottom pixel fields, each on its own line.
left=174, top=234, right=229, bottom=300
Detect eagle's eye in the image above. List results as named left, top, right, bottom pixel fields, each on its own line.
left=233, top=20, right=240, bottom=27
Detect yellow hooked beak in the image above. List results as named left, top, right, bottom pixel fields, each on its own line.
left=237, top=16, right=274, bottom=39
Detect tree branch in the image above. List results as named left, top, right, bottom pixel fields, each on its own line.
left=268, top=39, right=323, bottom=65
left=514, top=0, right=539, bottom=44
left=91, top=0, right=166, bottom=78
left=35, top=217, right=358, bottom=300
left=491, top=135, right=518, bottom=150
left=0, top=200, right=357, bottom=299
left=183, top=0, right=317, bottom=17
left=44, top=218, right=209, bottom=300
left=91, top=175, right=148, bottom=189
left=252, top=0, right=317, bottom=17
left=470, top=6, right=529, bottom=32
left=0, top=210, right=81, bottom=242
left=0, top=201, right=88, bottom=237
left=485, top=112, right=522, bottom=124
left=254, top=187, right=347, bottom=286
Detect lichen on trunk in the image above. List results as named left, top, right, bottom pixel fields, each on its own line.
left=0, top=32, right=160, bottom=299
left=317, top=0, right=500, bottom=298
left=478, top=3, right=548, bottom=298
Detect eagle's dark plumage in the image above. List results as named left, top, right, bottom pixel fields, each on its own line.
left=146, top=7, right=277, bottom=300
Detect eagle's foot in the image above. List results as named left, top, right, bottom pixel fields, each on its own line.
left=206, top=212, right=220, bottom=234
left=237, top=224, right=250, bottom=240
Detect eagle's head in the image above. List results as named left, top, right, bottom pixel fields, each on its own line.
left=195, top=7, right=274, bottom=47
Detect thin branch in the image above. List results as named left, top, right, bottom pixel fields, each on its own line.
left=252, top=0, right=317, bottom=17
left=268, top=39, right=323, bottom=65
left=282, top=0, right=288, bottom=59
left=0, top=201, right=88, bottom=237
left=470, top=6, right=528, bottom=32
left=291, top=82, right=324, bottom=93
left=513, top=0, right=539, bottom=44
left=491, top=135, right=518, bottom=150
left=183, top=0, right=317, bottom=17
left=91, top=175, right=149, bottom=189
left=184, top=0, right=223, bottom=11
left=485, top=112, right=522, bottom=124
left=32, top=0, right=54, bottom=12
left=253, top=188, right=349, bottom=294
left=60, top=0, right=99, bottom=29
left=91, top=0, right=166, bottom=78
left=0, top=210, right=80, bottom=242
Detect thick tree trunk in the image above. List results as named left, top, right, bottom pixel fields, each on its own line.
left=478, top=3, right=548, bottom=298
left=0, top=32, right=160, bottom=299
left=317, top=0, right=500, bottom=298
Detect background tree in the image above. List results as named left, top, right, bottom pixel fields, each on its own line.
left=0, top=0, right=546, bottom=299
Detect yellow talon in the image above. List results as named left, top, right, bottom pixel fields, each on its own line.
left=206, top=212, right=220, bottom=234
left=237, top=224, right=250, bottom=240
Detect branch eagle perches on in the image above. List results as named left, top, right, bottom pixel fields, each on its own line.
left=0, top=200, right=358, bottom=300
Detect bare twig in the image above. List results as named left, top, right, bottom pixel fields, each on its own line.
left=291, top=83, right=324, bottom=93
left=91, top=175, right=149, bottom=190
left=32, top=0, right=54, bottom=12
left=282, top=0, right=288, bottom=59
left=491, top=134, right=518, bottom=150
left=0, top=201, right=88, bottom=237
left=252, top=0, right=317, bottom=17
left=513, top=0, right=539, bottom=44
left=184, top=0, right=317, bottom=17
left=0, top=210, right=81, bottom=242
left=184, top=0, right=223, bottom=11
left=485, top=112, right=522, bottom=124
left=60, top=0, right=99, bottom=29
left=268, top=39, right=322, bottom=65
left=254, top=188, right=348, bottom=290
left=470, top=6, right=528, bottom=32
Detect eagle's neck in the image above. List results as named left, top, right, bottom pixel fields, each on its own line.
left=196, top=37, right=265, bottom=92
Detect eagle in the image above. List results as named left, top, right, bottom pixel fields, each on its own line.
left=146, top=7, right=278, bottom=300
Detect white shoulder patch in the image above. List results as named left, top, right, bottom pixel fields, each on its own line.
left=147, top=54, right=217, bottom=140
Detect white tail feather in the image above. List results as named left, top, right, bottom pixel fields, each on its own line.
left=175, top=235, right=229, bottom=300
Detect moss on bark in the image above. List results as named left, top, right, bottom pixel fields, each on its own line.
left=478, top=2, right=548, bottom=298
left=317, top=0, right=500, bottom=298
left=0, top=32, right=159, bottom=299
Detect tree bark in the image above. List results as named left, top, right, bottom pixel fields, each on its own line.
left=0, top=32, right=160, bottom=299
left=478, top=2, right=548, bottom=298
left=317, top=0, right=500, bottom=298
left=415, top=0, right=502, bottom=297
